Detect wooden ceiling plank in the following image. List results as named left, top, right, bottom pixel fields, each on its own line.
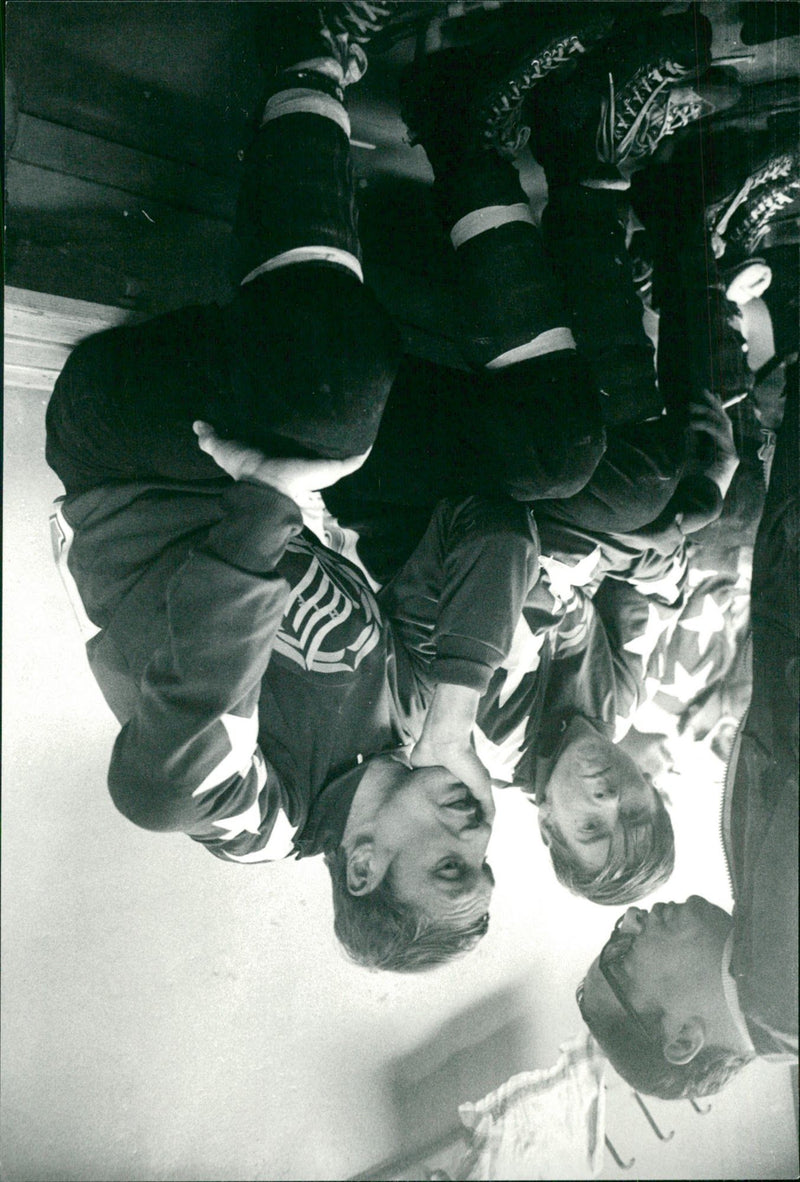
left=5, top=285, right=141, bottom=349
left=4, top=363, right=62, bottom=393
left=13, top=113, right=237, bottom=222
left=5, top=305, right=133, bottom=346
left=4, top=338, right=72, bottom=371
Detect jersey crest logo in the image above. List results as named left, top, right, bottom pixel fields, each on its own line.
left=274, top=536, right=382, bottom=673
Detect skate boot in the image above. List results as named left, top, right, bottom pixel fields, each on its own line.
left=705, top=146, right=800, bottom=260
left=528, top=9, right=739, bottom=188
left=400, top=6, right=619, bottom=167
left=261, top=1, right=408, bottom=102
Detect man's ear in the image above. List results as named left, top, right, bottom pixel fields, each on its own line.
left=663, top=1017, right=706, bottom=1066
left=345, top=840, right=391, bottom=897
left=537, top=807, right=553, bottom=847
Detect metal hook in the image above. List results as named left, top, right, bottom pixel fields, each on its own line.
left=633, top=1092, right=675, bottom=1141
left=605, top=1135, right=635, bottom=1170
left=689, top=1097, right=712, bottom=1115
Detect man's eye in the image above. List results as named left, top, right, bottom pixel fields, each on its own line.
left=436, top=859, right=464, bottom=880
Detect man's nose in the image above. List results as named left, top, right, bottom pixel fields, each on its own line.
left=618, top=907, right=647, bottom=935
left=458, top=820, right=492, bottom=855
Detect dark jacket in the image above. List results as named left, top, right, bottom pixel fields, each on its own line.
left=52, top=476, right=537, bottom=863
left=722, top=383, right=798, bottom=1060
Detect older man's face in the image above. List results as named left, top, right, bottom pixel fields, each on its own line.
left=581, top=897, right=733, bottom=1028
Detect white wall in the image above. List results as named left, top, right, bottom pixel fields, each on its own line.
left=2, top=382, right=797, bottom=1181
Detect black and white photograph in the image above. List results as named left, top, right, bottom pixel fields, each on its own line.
left=3, top=2, right=798, bottom=1179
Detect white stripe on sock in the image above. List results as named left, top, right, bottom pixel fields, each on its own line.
left=240, top=247, right=363, bottom=286
left=262, top=88, right=350, bottom=138
left=485, top=327, right=577, bottom=369
left=450, top=203, right=535, bottom=249
left=581, top=176, right=631, bottom=191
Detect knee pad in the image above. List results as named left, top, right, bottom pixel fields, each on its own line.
left=233, top=265, right=401, bottom=459
left=484, top=351, right=606, bottom=501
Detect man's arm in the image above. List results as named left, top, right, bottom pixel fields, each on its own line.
left=656, top=387, right=741, bottom=534
left=395, top=496, right=541, bottom=809
left=108, top=427, right=370, bottom=862
left=107, top=479, right=305, bottom=860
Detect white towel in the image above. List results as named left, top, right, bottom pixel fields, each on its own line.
left=454, top=1032, right=606, bottom=1180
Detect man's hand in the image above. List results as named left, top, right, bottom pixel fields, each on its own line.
left=411, top=736, right=495, bottom=821
left=686, top=388, right=739, bottom=499
left=193, top=421, right=370, bottom=505
left=411, top=683, right=496, bottom=823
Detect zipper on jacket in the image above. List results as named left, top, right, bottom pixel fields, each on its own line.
left=719, top=711, right=747, bottom=899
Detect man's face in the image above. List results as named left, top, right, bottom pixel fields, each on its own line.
left=540, top=717, right=659, bottom=870
left=379, top=766, right=494, bottom=925
left=581, top=897, right=733, bottom=1031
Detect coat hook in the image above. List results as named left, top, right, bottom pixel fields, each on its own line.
left=605, top=1135, right=635, bottom=1170
left=633, top=1092, right=675, bottom=1140
left=689, top=1097, right=712, bottom=1115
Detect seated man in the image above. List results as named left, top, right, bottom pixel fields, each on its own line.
left=477, top=390, right=741, bottom=907
left=46, top=2, right=576, bottom=974
left=577, top=376, right=798, bottom=1094
left=471, top=454, right=694, bottom=906
left=330, top=6, right=741, bottom=902
left=334, top=2, right=739, bottom=576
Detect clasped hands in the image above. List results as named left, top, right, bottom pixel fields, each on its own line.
left=193, top=420, right=371, bottom=503
left=686, top=387, right=740, bottom=497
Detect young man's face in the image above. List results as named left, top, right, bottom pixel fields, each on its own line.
left=378, top=766, right=494, bottom=925
left=581, top=897, right=733, bottom=1034
left=539, top=716, right=659, bottom=871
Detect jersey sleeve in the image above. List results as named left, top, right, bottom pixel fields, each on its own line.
left=381, top=496, right=541, bottom=699
left=476, top=518, right=693, bottom=780
left=105, top=480, right=306, bottom=863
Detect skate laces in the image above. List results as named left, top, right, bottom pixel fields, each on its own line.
left=479, top=31, right=594, bottom=157
left=597, top=58, right=690, bottom=164
left=661, top=87, right=715, bottom=135
left=317, top=21, right=369, bottom=88
left=707, top=151, right=800, bottom=256
left=738, top=181, right=800, bottom=252
left=480, top=15, right=617, bottom=158
left=326, top=2, right=394, bottom=44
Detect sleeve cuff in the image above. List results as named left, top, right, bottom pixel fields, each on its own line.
left=433, top=656, right=494, bottom=695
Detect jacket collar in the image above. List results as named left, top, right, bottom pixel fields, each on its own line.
left=292, top=760, right=370, bottom=859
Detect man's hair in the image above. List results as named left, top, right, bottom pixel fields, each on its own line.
left=324, top=847, right=490, bottom=973
left=578, top=995, right=754, bottom=1099
left=540, top=790, right=675, bottom=905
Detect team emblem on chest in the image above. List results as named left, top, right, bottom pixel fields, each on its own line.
left=274, top=536, right=382, bottom=673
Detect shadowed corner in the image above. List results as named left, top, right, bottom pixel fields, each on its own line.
left=348, top=979, right=541, bottom=1181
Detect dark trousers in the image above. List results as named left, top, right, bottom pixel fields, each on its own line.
left=47, top=108, right=681, bottom=560
left=749, top=366, right=800, bottom=718
left=330, top=176, right=689, bottom=578
left=535, top=184, right=688, bottom=534
left=46, top=111, right=602, bottom=508
left=46, top=109, right=401, bottom=493
left=430, top=150, right=606, bottom=501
